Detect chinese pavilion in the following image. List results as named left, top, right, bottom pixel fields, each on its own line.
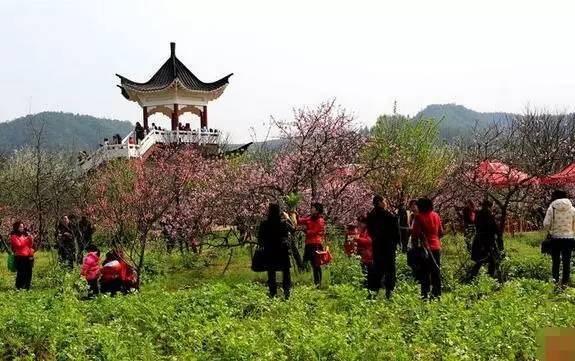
left=116, top=42, right=233, bottom=131
left=79, top=42, right=235, bottom=173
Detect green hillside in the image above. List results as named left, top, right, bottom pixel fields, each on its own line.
left=0, top=112, right=133, bottom=153
left=415, top=104, right=511, bottom=140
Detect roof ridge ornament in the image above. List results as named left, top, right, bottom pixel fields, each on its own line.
left=170, top=42, right=177, bottom=77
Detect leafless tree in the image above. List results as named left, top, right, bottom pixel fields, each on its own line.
left=445, top=109, right=575, bottom=231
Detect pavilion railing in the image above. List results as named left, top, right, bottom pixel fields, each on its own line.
left=78, top=129, right=221, bottom=173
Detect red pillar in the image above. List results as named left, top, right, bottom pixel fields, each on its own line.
left=201, top=105, right=208, bottom=129
left=143, top=106, right=149, bottom=130
left=172, top=104, right=179, bottom=130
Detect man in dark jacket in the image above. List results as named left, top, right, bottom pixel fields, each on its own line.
left=465, top=199, right=503, bottom=281
left=366, top=195, right=400, bottom=299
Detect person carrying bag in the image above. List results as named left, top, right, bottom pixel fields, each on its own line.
left=411, top=198, right=443, bottom=300
left=256, top=203, right=293, bottom=299
left=543, top=190, right=575, bottom=288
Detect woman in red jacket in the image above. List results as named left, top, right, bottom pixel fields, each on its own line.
left=412, top=198, right=444, bottom=300
left=100, top=249, right=138, bottom=296
left=298, top=203, right=326, bottom=287
left=10, top=221, right=35, bottom=290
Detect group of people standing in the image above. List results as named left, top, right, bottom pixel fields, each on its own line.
left=8, top=215, right=94, bottom=291
left=257, top=203, right=326, bottom=299
left=257, top=188, right=575, bottom=301
left=56, top=215, right=94, bottom=269
left=257, top=196, right=446, bottom=300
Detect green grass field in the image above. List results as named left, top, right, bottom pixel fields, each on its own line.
left=0, top=232, right=574, bottom=360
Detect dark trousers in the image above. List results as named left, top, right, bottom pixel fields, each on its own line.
left=59, top=247, right=75, bottom=270
left=369, top=251, right=396, bottom=297
left=267, top=269, right=291, bottom=298
left=87, top=279, right=100, bottom=297
left=467, top=254, right=498, bottom=281
left=14, top=256, right=33, bottom=290
left=399, top=229, right=409, bottom=253
left=100, top=278, right=123, bottom=296
left=551, top=239, right=573, bottom=283
left=303, top=244, right=323, bottom=287
left=420, top=250, right=441, bottom=299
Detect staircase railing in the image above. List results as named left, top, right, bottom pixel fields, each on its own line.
left=79, top=129, right=221, bottom=173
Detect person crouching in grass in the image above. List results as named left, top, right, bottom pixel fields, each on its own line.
left=81, top=245, right=101, bottom=297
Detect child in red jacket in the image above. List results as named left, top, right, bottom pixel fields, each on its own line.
left=81, top=245, right=101, bottom=296
left=355, top=217, right=373, bottom=287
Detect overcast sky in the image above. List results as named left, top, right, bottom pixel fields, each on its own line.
left=1, top=0, right=574, bottom=142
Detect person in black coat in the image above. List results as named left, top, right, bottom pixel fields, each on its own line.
left=258, top=203, right=294, bottom=299
left=466, top=199, right=503, bottom=281
left=135, top=122, right=145, bottom=143
left=366, top=195, right=400, bottom=299
left=56, top=215, right=77, bottom=270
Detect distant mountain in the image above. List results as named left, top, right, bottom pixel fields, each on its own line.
left=0, top=112, right=133, bottom=153
left=414, top=104, right=512, bottom=140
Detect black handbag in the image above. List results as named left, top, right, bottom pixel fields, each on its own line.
left=251, top=247, right=267, bottom=272
left=541, top=234, right=553, bottom=255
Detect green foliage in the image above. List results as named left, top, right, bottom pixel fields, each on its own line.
left=327, top=251, right=364, bottom=287
left=0, top=111, right=133, bottom=153
left=282, top=192, right=303, bottom=212
left=0, top=278, right=573, bottom=360
left=364, top=114, right=454, bottom=204
left=0, top=232, right=571, bottom=360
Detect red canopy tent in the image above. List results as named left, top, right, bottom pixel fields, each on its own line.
left=472, top=160, right=534, bottom=187
left=539, top=163, right=575, bottom=186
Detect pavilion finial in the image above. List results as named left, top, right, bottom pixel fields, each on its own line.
left=170, top=42, right=176, bottom=57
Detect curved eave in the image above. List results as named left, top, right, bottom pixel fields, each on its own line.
left=117, top=82, right=229, bottom=103
left=115, top=73, right=233, bottom=93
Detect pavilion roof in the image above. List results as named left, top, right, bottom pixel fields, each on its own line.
left=116, top=42, right=233, bottom=95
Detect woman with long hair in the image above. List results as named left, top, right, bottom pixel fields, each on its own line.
left=258, top=203, right=293, bottom=299
left=10, top=221, right=35, bottom=290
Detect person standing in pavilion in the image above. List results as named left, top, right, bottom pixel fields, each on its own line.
left=135, top=122, right=145, bottom=143
left=366, top=195, right=400, bottom=299
left=298, top=203, right=326, bottom=288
